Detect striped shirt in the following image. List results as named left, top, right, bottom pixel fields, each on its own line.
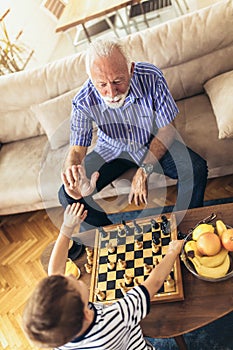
left=55, top=285, right=155, bottom=350
left=71, top=62, right=178, bottom=164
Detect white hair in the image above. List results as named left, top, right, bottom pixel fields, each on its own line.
left=85, top=38, right=131, bottom=77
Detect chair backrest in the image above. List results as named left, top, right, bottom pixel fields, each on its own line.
left=129, top=0, right=171, bottom=18
left=41, top=0, right=66, bottom=20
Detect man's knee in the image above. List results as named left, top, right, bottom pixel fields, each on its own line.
left=58, top=185, right=76, bottom=208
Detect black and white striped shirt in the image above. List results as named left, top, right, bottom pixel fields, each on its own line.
left=71, top=62, right=178, bottom=165
left=56, top=285, right=155, bottom=350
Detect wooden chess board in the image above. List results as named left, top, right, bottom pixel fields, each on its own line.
left=88, top=214, right=184, bottom=304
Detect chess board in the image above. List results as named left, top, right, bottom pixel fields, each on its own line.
left=88, top=213, right=184, bottom=304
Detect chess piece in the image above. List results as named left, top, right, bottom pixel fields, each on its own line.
left=123, top=273, right=133, bottom=285
left=98, top=226, right=108, bottom=238
left=154, top=257, right=159, bottom=265
left=117, top=225, right=125, bottom=237
left=152, top=232, right=160, bottom=245
left=87, top=255, right=93, bottom=265
left=134, top=277, right=141, bottom=286
left=166, top=274, right=175, bottom=287
left=119, top=282, right=130, bottom=294
left=122, top=220, right=131, bottom=235
left=151, top=219, right=160, bottom=230
left=95, top=288, right=106, bottom=301
left=161, top=215, right=170, bottom=235
left=107, top=259, right=115, bottom=270
left=118, top=258, right=127, bottom=269
left=152, top=242, right=160, bottom=253
left=105, top=242, right=116, bottom=254
left=85, top=247, right=93, bottom=257
left=135, top=239, right=143, bottom=250
left=144, top=263, right=152, bottom=274
left=84, top=263, right=92, bottom=274
left=133, top=220, right=142, bottom=234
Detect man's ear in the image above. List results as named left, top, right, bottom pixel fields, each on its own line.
left=130, top=62, right=135, bottom=76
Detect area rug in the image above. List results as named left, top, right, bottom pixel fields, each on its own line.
left=107, top=197, right=233, bottom=350
left=145, top=311, right=233, bottom=350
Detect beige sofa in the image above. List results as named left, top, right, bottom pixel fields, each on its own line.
left=1, top=0, right=233, bottom=216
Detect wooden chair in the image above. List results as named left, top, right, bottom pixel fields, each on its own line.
left=125, top=0, right=188, bottom=32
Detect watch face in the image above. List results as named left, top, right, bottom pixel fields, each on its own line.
left=142, top=163, right=153, bottom=174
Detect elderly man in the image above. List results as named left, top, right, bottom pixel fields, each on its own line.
left=58, top=38, right=207, bottom=229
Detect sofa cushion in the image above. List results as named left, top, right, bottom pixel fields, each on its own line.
left=175, top=94, right=233, bottom=177
left=204, top=71, right=233, bottom=139
left=32, top=88, right=79, bottom=149
left=0, top=108, right=45, bottom=143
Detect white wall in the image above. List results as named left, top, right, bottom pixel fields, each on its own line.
left=0, top=0, right=74, bottom=69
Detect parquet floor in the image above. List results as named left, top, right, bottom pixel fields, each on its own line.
left=0, top=174, right=233, bottom=350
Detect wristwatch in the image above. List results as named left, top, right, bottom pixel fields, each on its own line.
left=140, top=163, right=154, bottom=175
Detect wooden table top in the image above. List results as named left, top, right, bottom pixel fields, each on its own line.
left=41, top=202, right=233, bottom=339
left=56, top=0, right=137, bottom=32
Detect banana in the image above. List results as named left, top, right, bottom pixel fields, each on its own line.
left=192, top=223, right=215, bottom=241
left=190, top=254, right=230, bottom=279
left=216, top=220, right=227, bottom=238
left=197, top=247, right=228, bottom=268
left=184, top=240, right=229, bottom=268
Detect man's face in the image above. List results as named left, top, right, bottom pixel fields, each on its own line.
left=90, top=48, right=134, bottom=108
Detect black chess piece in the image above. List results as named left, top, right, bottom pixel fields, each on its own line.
left=117, top=225, right=126, bottom=237
left=151, top=219, right=160, bottom=230
left=133, top=220, right=142, bottom=233
left=122, top=220, right=131, bottom=235
left=98, top=226, right=108, bottom=238
left=152, top=232, right=160, bottom=245
left=161, top=215, right=170, bottom=235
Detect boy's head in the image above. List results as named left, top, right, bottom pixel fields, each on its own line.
left=22, top=275, right=88, bottom=347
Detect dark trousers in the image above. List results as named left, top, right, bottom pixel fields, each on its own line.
left=58, top=141, right=208, bottom=229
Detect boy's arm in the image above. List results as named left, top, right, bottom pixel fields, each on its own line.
left=141, top=240, right=183, bottom=298
left=48, top=203, right=87, bottom=276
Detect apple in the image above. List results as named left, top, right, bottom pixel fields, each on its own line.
left=221, top=229, right=233, bottom=251
left=196, top=232, right=221, bottom=256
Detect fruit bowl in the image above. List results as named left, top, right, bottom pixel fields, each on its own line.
left=181, top=230, right=233, bottom=282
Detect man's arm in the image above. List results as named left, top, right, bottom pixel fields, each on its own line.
left=141, top=240, right=183, bottom=298
left=63, top=145, right=87, bottom=171
left=144, top=122, right=176, bottom=164
left=129, top=123, right=175, bottom=205
left=48, top=203, right=87, bottom=276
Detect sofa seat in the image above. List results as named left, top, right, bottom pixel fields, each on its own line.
left=175, top=94, right=233, bottom=177
left=0, top=136, right=47, bottom=215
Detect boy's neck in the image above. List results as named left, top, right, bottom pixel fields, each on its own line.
left=75, top=308, right=95, bottom=338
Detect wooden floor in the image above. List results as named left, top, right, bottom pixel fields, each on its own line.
left=0, top=174, right=233, bottom=350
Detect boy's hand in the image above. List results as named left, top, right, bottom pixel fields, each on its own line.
left=61, top=203, right=87, bottom=238
left=167, top=239, right=184, bottom=255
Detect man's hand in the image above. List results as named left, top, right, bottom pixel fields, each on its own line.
left=62, top=164, right=99, bottom=199
left=128, top=168, right=149, bottom=206
left=61, top=203, right=88, bottom=238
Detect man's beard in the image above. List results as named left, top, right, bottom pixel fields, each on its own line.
left=102, top=86, right=130, bottom=109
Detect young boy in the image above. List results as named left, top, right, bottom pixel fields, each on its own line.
left=22, top=203, right=183, bottom=349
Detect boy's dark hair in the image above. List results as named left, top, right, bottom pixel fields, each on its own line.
left=22, top=275, right=84, bottom=347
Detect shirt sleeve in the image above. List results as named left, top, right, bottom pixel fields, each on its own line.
left=154, top=73, right=179, bottom=128
left=116, top=285, right=150, bottom=328
left=70, top=100, right=93, bottom=146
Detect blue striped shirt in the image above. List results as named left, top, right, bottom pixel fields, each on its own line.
left=56, top=285, right=155, bottom=350
left=71, top=62, right=178, bottom=164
